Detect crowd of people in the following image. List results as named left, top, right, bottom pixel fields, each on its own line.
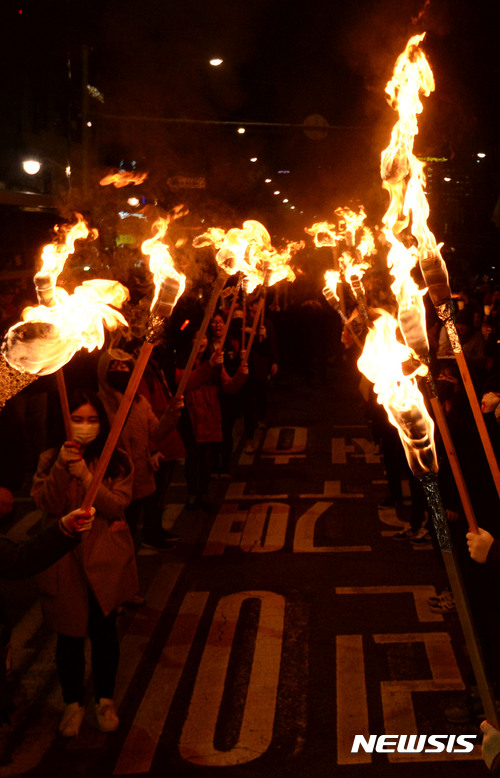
left=1, top=273, right=500, bottom=772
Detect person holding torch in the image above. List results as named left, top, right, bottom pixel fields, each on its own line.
left=30, top=389, right=136, bottom=738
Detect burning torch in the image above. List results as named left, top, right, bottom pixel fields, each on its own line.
left=81, top=215, right=186, bottom=511
left=358, top=309, right=499, bottom=728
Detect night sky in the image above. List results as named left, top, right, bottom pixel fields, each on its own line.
left=1, top=0, right=499, bottom=231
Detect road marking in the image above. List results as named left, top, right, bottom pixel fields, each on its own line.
left=225, top=482, right=288, bottom=500
left=373, top=633, right=477, bottom=763
left=331, top=438, right=380, bottom=464
left=300, top=481, right=364, bottom=499
left=114, top=591, right=209, bottom=775
left=261, top=426, right=307, bottom=463
left=293, top=502, right=371, bottom=553
left=337, top=635, right=370, bottom=765
left=240, top=503, right=288, bottom=552
left=179, top=591, right=285, bottom=766
left=336, top=586, right=444, bottom=622
left=114, top=562, right=185, bottom=707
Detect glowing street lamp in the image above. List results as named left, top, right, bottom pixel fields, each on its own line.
left=22, top=159, right=41, bottom=175
left=209, top=58, right=223, bottom=67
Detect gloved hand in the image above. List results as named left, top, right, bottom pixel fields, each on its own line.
left=481, top=392, right=500, bottom=414
left=481, top=720, right=500, bottom=769
left=57, top=441, right=82, bottom=467
left=67, top=457, right=91, bottom=484
left=209, top=349, right=224, bottom=367
left=466, top=528, right=495, bottom=564
left=60, top=507, right=95, bottom=535
left=168, top=397, right=184, bottom=414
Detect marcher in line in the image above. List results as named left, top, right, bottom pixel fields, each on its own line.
left=31, top=389, right=136, bottom=737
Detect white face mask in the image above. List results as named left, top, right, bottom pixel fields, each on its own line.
left=71, top=422, right=100, bottom=446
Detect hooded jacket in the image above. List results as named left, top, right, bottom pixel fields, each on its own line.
left=97, top=349, right=159, bottom=499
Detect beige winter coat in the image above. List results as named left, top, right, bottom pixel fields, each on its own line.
left=31, top=448, right=137, bottom=637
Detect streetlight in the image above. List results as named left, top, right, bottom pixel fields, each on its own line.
left=21, top=156, right=72, bottom=195
left=209, top=58, right=223, bottom=67
left=22, top=157, right=71, bottom=180
left=22, top=159, right=41, bottom=175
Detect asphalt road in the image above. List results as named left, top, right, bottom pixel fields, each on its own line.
left=0, top=358, right=491, bottom=777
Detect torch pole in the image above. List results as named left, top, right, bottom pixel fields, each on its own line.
left=175, top=272, right=228, bottom=399
left=440, top=310, right=500, bottom=501
left=220, top=278, right=241, bottom=349
left=34, top=273, right=74, bottom=439
left=241, top=283, right=248, bottom=353
left=56, top=369, right=73, bottom=441
left=418, top=472, right=500, bottom=728
left=418, top=255, right=500, bottom=500
left=323, top=289, right=364, bottom=350
left=82, top=339, right=155, bottom=511
left=419, top=368, right=479, bottom=534
left=245, top=296, right=265, bottom=355
left=332, top=245, right=346, bottom=318
left=82, top=276, right=182, bottom=511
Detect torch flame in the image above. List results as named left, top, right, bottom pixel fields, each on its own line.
left=380, top=32, right=442, bottom=357
left=2, top=280, right=129, bottom=376
left=309, top=206, right=375, bottom=303
left=1, top=214, right=131, bottom=377
left=141, top=216, right=186, bottom=312
left=99, top=170, right=148, bottom=188
left=322, top=269, right=341, bottom=305
left=357, top=309, right=436, bottom=475
left=357, top=34, right=439, bottom=477
left=35, top=214, right=97, bottom=290
left=194, top=220, right=298, bottom=292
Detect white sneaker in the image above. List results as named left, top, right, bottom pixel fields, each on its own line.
left=59, top=702, right=84, bottom=737
left=96, top=698, right=119, bottom=732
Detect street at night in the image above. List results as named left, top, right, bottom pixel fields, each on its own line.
left=0, top=359, right=491, bottom=777
left=1, top=1, right=500, bottom=776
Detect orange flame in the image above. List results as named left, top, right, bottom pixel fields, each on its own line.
left=308, top=206, right=375, bottom=300
left=322, top=269, right=341, bottom=305
left=3, top=280, right=129, bottom=376
left=35, top=214, right=97, bottom=291
left=99, top=170, right=148, bottom=188
left=194, top=220, right=299, bottom=292
left=357, top=310, right=436, bottom=475
left=380, top=32, right=439, bottom=360
left=141, top=216, right=186, bottom=312
left=1, top=214, right=130, bottom=376
left=357, top=34, right=438, bottom=477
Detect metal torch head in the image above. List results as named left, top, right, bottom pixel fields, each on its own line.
left=151, top=276, right=183, bottom=319
left=2, top=320, right=61, bottom=376
left=419, top=253, right=452, bottom=309
left=34, top=274, right=57, bottom=308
